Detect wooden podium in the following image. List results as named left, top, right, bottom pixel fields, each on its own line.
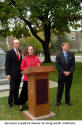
left=21, top=66, right=55, bottom=120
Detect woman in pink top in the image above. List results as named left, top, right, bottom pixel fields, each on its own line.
left=19, top=45, right=41, bottom=111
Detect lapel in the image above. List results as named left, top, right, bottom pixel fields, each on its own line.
left=12, top=48, right=22, bottom=63
left=67, top=51, right=71, bottom=64
left=12, top=48, right=16, bottom=55
left=12, top=49, right=19, bottom=61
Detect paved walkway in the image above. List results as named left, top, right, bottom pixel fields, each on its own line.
left=38, top=56, right=82, bottom=62
left=0, top=81, right=58, bottom=98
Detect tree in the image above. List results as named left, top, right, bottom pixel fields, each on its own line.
left=21, top=33, right=43, bottom=55
left=0, top=0, right=81, bottom=62
left=54, top=34, right=71, bottom=52
left=0, top=36, right=8, bottom=51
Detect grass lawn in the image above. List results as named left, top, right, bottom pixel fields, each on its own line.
left=49, top=84, right=82, bottom=120
left=0, top=62, right=82, bottom=120
left=75, top=53, right=82, bottom=56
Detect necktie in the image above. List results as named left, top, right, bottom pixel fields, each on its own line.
left=16, top=50, right=20, bottom=62
left=65, top=52, right=68, bottom=63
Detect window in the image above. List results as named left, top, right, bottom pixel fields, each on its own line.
left=72, top=36, right=75, bottom=40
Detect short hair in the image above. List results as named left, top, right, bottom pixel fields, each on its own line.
left=61, top=42, right=68, bottom=47
left=13, top=38, right=20, bottom=43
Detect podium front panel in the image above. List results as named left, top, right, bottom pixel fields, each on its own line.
left=36, top=79, right=48, bottom=105
left=28, top=73, right=50, bottom=117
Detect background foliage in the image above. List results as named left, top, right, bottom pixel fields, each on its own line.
left=0, top=0, right=81, bottom=62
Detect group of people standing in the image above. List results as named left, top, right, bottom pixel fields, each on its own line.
left=5, top=39, right=75, bottom=111
left=5, top=39, right=41, bottom=111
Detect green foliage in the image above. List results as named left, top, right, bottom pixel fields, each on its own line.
left=50, top=34, right=71, bottom=53
left=21, top=35, right=43, bottom=54
left=54, top=34, right=71, bottom=52
left=0, top=26, right=11, bottom=37
left=12, top=23, right=30, bottom=38
left=0, top=0, right=81, bottom=62
left=0, top=36, right=8, bottom=51
left=0, top=43, right=8, bottom=52
left=0, top=0, right=81, bottom=37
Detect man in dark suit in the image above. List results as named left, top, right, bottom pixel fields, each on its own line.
left=55, top=42, right=75, bottom=106
left=5, top=39, right=22, bottom=107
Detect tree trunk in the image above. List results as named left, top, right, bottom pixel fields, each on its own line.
left=42, top=42, right=51, bottom=62
left=22, top=18, right=51, bottom=62
left=43, top=21, right=51, bottom=62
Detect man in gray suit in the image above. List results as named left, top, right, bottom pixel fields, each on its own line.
left=55, top=42, right=75, bottom=106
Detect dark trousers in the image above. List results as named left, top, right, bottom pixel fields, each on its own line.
left=56, top=75, right=73, bottom=104
left=19, top=81, right=28, bottom=105
left=8, top=77, right=21, bottom=104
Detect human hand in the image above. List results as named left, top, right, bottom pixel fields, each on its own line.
left=37, top=63, right=40, bottom=67
left=6, top=75, right=11, bottom=80
left=63, top=71, right=70, bottom=76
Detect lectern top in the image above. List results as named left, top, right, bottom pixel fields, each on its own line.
left=21, top=66, right=55, bottom=75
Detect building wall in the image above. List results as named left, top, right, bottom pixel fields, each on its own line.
left=67, top=31, right=82, bottom=51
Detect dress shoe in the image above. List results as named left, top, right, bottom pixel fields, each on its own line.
left=8, top=103, right=12, bottom=108
left=66, top=102, right=72, bottom=106
left=55, top=102, right=60, bottom=106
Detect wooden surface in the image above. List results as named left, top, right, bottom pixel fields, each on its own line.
left=21, top=66, right=55, bottom=118
left=21, top=65, right=55, bottom=75
left=28, top=73, right=50, bottom=117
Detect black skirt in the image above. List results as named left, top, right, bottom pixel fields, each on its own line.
left=19, top=81, right=28, bottom=105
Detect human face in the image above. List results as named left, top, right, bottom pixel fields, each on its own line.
left=28, top=46, right=34, bottom=55
left=62, top=43, right=69, bottom=52
left=13, top=40, right=20, bottom=50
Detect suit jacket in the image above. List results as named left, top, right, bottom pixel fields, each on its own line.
left=56, top=51, right=75, bottom=79
left=5, top=49, right=22, bottom=79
